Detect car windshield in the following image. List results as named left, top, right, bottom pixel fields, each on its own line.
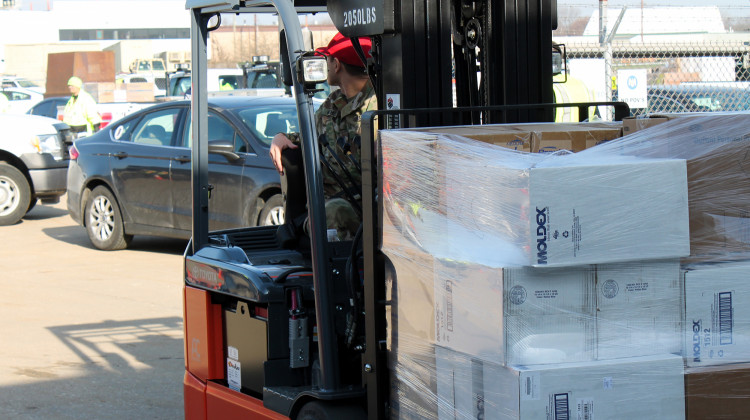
left=17, top=80, right=40, bottom=88
left=152, top=60, right=166, bottom=71
left=234, top=104, right=300, bottom=147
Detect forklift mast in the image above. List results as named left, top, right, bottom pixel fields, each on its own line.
left=184, top=0, right=559, bottom=419
left=333, top=0, right=557, bottom=125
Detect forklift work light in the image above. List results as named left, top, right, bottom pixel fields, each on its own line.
left=301, top=56, right=328, bottom=84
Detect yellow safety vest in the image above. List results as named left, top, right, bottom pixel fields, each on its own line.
left=64, top=90, right=102, bottom=134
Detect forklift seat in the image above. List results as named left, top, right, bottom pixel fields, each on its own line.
left=276, top=147, right=308, bottom=249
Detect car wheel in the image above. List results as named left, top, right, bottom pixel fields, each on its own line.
left=0, top=163, right=31, bottom=226
left=85, top=186, right=132, bottom=250
left=259, top=194, right=285, bottom=226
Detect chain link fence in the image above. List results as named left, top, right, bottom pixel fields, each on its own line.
left=554, top=4, right=750, bottom=119
left=559, top=39, right=750, bottom=118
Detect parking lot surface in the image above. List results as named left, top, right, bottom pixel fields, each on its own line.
left=0, top=197, right=186, bottom=419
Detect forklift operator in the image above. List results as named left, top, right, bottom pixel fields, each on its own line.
left=269, top=32, right=378, bottom=241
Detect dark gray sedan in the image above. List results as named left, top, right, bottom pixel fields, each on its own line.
left=67, top=96, right=299, bottom=250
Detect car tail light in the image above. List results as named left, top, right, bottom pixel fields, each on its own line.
left=69, top=144, right=79, bottom=160
left=100, top=112, right=113, bottom=129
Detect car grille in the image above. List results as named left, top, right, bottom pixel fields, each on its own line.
left=155, top=78, right=167, bottom=90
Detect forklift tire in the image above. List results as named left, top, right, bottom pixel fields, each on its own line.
left=85, top=186, right=132, bottom=251
left=295, top=401, right=366, bottom=420
left=0, top=162, right=31, bottom=226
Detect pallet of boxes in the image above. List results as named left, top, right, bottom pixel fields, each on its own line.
left=380, top=111, right=750, bottom=420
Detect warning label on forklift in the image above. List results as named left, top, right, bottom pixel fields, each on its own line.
left=227, top=359, right=241, bottom=391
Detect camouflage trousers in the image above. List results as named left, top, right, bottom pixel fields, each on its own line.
left=326, top=198, right=359, bottom=241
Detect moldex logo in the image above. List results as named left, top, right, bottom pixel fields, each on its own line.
left=692, top=320, right=702, bottom=362
left=536, top=207, right=549, bottom=264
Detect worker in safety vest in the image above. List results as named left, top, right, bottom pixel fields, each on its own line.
left=552, top=72, right=597, bottom=122
left=64, top=76, right=102, bottom=136
left=220, top=78, right=235, bottom=91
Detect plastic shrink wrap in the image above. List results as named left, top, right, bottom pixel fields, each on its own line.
left=381, top=112, right=750, bottom=420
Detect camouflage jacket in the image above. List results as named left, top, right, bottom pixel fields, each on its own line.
left=291, top=82, right=378, bottom=203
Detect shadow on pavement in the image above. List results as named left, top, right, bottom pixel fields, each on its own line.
left=42, top=225, right=189, bottom=256
left=0, top=317, right=185, bottom=420
left=22, top=204, right=69, bottom=221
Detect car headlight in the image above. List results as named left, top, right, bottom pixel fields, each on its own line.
left=31, top=134, right=64, bottom=161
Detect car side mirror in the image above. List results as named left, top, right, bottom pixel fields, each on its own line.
left=208, top=140, right=241, bottom=161
left=552, top=42, right=566, bottom=79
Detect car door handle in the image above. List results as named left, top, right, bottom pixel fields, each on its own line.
left=112, top=151, right=128, bottom=159
left=176, top=156, right=190, bottom=163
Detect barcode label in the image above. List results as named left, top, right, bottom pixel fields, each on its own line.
left=554, top=393, right=569, bottom=420
left=445, top=280, right=454, bottom=332
left=577, top=398, right=594, bottom=420
left=522, top=373, right=540, bottom=400
left=719, top=291, right=733, bottom=345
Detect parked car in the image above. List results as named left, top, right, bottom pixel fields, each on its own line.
left=644, top=84, right=750, bottom=114
left=27, top=96, right=68, bottom=120
left=67, top=96, right=304, bottom=250
left=1, top=87, right=44, bottom=114
left=0, top=76, right=45, bottom=94
left=0, top=113, right=72, bottom=225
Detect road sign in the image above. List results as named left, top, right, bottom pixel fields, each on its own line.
left=617, top=69, right=647, bottom=109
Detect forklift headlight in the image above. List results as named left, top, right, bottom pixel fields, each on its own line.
left=301, top=57, right=328, bottom=84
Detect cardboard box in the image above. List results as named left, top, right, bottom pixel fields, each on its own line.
left=436, top=348, right=685, bottom=420
left=433, top=259, right=596, bottom=365
left=586, top=112, right=750, bottom=261
left=380, top=129, right=691, bottom=267
left=685, top=363, right=750, bottom=420
left=686, top=135, right=750, bottom=259
left=596, top=259, right=683, bottom=359
left=525, top=158, right=690, bottom=266
left=684, top=262, right=750, bottom=367
left=419, top=121, right=622, bottom=154
left=419, top=125, right=534, bottom=152
left=383, top=213, right=437, bottom=352
left=83, top=82, right=115, bottom=103
left=522, top=122, right=622, bottom=154
left=622, top=116, right=671, bottom=135
left=443, top=156, right=691, bottom=267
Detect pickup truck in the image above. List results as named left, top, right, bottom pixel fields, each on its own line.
left=0, top=113, right=73, bottom=225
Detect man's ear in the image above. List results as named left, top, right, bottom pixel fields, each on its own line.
left=331, top=57, right=341, bottom=73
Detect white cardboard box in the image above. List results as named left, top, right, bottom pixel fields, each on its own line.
left=526, top=158, right=690, bottom=266
left=437, top=348, right=685, bottom=420
left=596, top=259, right=683, bottom=360
left=434, top=259, right=596, bottom=365
left=684, top=262, right=750, bottom=367
left=445, top=155, right=690, bottom=267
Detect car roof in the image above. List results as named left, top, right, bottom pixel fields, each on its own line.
left=148, top=95, right=296, bottom=111
left=649, top=84, right=750, bottom=94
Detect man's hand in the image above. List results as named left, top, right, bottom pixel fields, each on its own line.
left=269, top=133, right=298, bottom=174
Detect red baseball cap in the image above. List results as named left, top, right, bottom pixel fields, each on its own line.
left=315, top=32, right=372, bottom=67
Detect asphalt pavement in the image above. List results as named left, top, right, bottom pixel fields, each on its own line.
left=0, top=197, right=187, bottom=419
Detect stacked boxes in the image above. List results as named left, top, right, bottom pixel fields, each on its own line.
left=381, top=122, right=693, bottom=419
left=383, top=114, right=750, bottom=419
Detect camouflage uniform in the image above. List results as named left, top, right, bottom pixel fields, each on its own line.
left=290, top=82, right=378, bottom=240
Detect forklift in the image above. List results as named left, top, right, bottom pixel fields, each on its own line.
left=182, top=0, right=629, bottom=419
